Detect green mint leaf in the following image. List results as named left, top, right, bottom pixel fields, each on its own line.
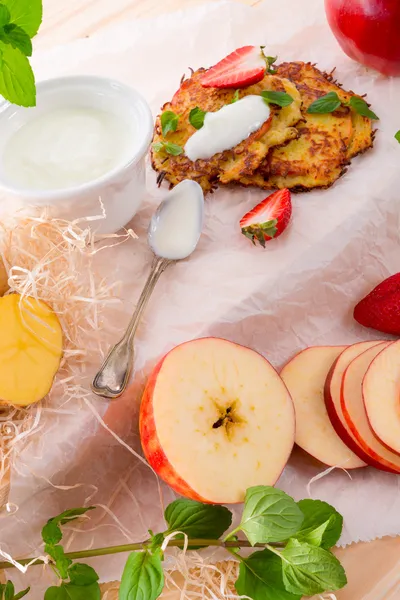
left=4, top=582, right=14, bottom=600
left=165, top=498, right=232, bottom=539
left=149, top=532, right=165, bottom=552
left=42, top=521, right=63, bottom=544
left=0, top=4, right=10, bottom=27
left=45, top=583, right=100, bottom=600
left=160, top=110, right=179, bottom=137
left=0, top=43, right=35, bottom=106
left=235, top=550, right=301, bottom=600
left=261, top=91, right=293, bottom=107
left=152, top=142, right=164, bottom=152
left=44, top=588, right=68, bottom=600
left=119, top=549, right=164, bottom=600
left=349, top=96, right=379, bottom=120
left=230, top=90, right=240, bottom=103
left=189, top=106, right=206, bottom=129
left=68, top=564, right=99, bottom=586
left=307, top=91, right=342, bottom=114
left=1, top=24, right=32, bottom=56
left=395, top=130, right=400, bottom=143
left=293, top=517, right=334, bottom=548
left=295, top=499, right=343, bottom=549
left=51, top=507, right=95, bottom=526
left=64, top=583, right=100, bottom=600
left=152, top=141, right=183, bottom=156
left=45, top=544, right=72, bottom=580
left=240, top=486, right=304, bottom=545
left=0, top=0, right=42, bottom=37
left=163, top=142, right=183, bottom=156
left=13, top=588, right=30, bottom=600
left=281, top=539, right=347, bottom=596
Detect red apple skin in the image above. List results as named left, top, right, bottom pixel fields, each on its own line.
left=341, top=384, right=400, bottom=474
left=324, top=359, right=372, bottom=466
left=325, top=0, right=400, bottom=76
left=139, top=351, right=209, bottom=503
left=325, top=350, right=400, bottom=473
left=362, top=362, right=400, bottom=459
left=140, top=337, right=294, bottom=503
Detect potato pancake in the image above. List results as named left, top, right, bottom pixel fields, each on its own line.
left=241, top=62, right=374, bottom=191
left=151, top=68, right=302, bottom=194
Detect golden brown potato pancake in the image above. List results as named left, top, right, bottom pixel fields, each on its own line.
left=151, top=68, right=302, bottom=194
left=240, top=62, right=374, bottom=191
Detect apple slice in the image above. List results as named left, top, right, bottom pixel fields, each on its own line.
left=363, top=340, right=400, bottom=455
left=139, top=337, right=295, bottom=504
left=280, top=346, right=364, bottom=468
left=341, top=342, right=400, bottom=473
left=325, top=341, right=383, bottom=465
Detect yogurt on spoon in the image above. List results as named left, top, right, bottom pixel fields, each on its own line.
left=149, top=180, right=204, bottom=260
left=92, top=179, right=204, bottom=399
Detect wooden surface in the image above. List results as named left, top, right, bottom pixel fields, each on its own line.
left=35, top=0, right=400, bottom=597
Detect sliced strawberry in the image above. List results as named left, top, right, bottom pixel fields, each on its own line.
left=354, top=273, right=400, bottom=335
left=201, top=46, right=267, bottom=89
left=240, top=189, right=292, bottom=248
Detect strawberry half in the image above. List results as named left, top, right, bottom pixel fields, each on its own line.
left=354, top=273, right=400, bottom=335
left=201, top=46, right=267, bottom=89
left=240, top=189, right=292, bottom=248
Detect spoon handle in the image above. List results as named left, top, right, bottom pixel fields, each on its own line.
left=91, top=255, right=173, bottom=399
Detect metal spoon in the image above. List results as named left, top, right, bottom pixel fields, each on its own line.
left=91, top=180, right=204, bottom=399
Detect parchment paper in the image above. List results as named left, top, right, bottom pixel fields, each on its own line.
left=2, top=0, right=400, bottom=594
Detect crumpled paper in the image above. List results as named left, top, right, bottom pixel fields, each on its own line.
left=2, top=0, right=400, bottom=594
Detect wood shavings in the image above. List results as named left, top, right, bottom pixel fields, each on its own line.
left=99, top=559, right=337, bottom=600
left=0, top=208, right=132, bottom=505
left=0, top=258, right=8, bottom=296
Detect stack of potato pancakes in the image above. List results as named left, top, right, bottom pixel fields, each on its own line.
left=152, top=62, right=374, bottom=195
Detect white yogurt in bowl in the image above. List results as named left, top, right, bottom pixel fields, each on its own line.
left=0, top=76, right=153, bottom=233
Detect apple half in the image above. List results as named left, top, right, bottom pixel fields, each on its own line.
left=324, top=341, right=384, bottom=466
left=363, top=340, right=400, bottom=456
left=139, top=338, right=295, bottom=504
left=280, top=346, right=364, bottom=469
left=341, top=342, right=400, bottom=473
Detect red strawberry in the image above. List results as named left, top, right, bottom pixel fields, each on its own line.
left=201, top=46, right=268, bottom=89
left=354, top=274, right=400, bottom=335
left=240, top=189, right=292, bottom=248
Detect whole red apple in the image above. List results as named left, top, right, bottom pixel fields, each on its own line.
left=325, top=0, right=400, bottom=75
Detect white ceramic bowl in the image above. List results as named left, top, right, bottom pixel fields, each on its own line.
left=0, top=76, right=153, bottom=234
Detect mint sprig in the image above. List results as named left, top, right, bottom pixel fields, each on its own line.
left=349, top=96, right=378, bottom=120
left=261, top=90, right=294, bottom=108
left=235, top=550, right=301, bottom=600
left=119, top=549, right=164, bottom=600
left=0, top=0, right=42, bottom=106
left=236, top=486, right=304, bottom=544
left=307, top=91, right=342, bottom=114
left=1, top=486, right=347, bottom=600
left=165, top=498, right=232, bottom=539
left=160, top=110, right=179, bottom=136
left=307, top=91, right=379, bottom=120
left=281, top=539, right=347, bottom=596
left=189, top=106, right=206, bottom=129
left=0, top=582, right=30, bottom=600
left=152, top=141, right=183, bottom=156
left=294, top=499, right=343, bottom=549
